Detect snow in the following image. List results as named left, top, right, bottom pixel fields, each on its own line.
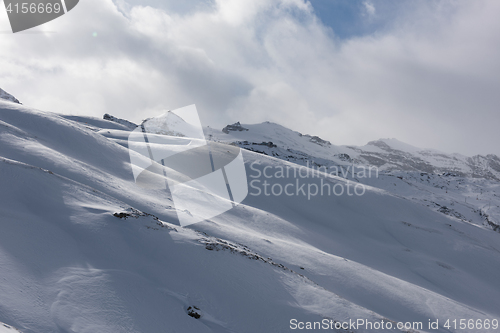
left=0, top=322, right=21, bottom=332
left=1, top=100, right=500, bottom=332
left=211, top=121, right=500, bottom=179
left=0, top=88, right=20, bottom=104
left=142, top=106, right=205, bottom=139
left=62, top=115, right=137, bottom=132
left=103, top=114, right=138, bottom=130
left=366, top=138, right=425, bottom=153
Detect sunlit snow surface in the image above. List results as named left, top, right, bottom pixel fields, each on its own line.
left=0, top=100, right=499, bottom=332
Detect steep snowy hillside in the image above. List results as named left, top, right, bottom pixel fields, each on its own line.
left=1, top=104, right=500, bottom=333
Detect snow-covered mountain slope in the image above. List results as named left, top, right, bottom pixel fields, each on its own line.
left=212, top=121, right=500, bottom=232
left=3, top=157, right=367, bottom=333
left=361, top=170, right=500, bottom=232
left=0, top=89, right=20, bottom=104
left=1, top=103, right=500, bottom=332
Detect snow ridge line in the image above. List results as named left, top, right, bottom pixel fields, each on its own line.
left=0, top=156, right=55, bottom=173
left=0, top=321, right=23, bottom=332
left=0, top=156, right=131, bottom=210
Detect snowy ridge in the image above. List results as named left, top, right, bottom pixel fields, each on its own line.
left=0, top=88, right=20, bottom=104
left=0, top=322, right=22, bottom=333
left=212, top=122, right=500, bottom=180
left=103, top=113, right=137, bottom=130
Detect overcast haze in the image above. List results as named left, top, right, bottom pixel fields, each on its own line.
left=0, top=0, right=499, bottom=156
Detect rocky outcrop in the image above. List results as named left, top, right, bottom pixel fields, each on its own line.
left=222, top=122, right=249, bottom=134
left=0, top=88, right=21, bottom=104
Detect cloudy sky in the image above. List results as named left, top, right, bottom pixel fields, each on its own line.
left=0, top=0, right=499, bottom=156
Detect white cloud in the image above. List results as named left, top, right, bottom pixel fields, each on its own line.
left=363, top=1, right=376, bottom=17
left=0, top=0, right=499, bottom=156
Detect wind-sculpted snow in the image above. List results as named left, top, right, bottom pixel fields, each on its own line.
left=0, top=156, right=385, bottom=333
left=1, top=100, right=500, bottom=332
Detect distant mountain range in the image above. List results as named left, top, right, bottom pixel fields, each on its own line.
left=217, top=121, right=500, bottom=181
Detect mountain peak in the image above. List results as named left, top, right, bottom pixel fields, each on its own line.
left=0, top=88, right=21, bottom=104
left=222, top=121, right=249, bottom=134
left=367, top=138, right=422, bottom=153
left=142, top=110, right=205, bottom=139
